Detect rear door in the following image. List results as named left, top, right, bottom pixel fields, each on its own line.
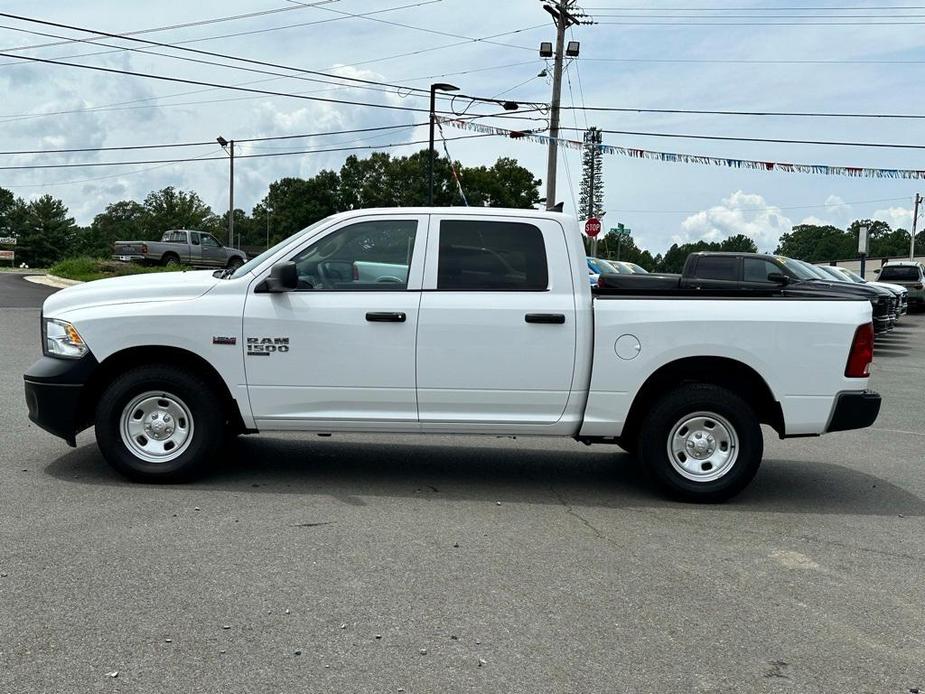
left=685, top=255, right=741, bottom=290
left=415, top=215, right=577, bottom=428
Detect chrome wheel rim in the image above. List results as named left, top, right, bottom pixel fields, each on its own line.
left=667, top=411, right=738, bottom=482
left=120, top=391, right=194, bottom=463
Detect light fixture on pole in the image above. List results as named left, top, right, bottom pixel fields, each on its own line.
left=217, top=136, right=234, bottom=247
left=428, top=83, right=459, bottom=206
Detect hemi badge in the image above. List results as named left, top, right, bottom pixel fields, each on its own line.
left=212, top=336, right=237, bottom=345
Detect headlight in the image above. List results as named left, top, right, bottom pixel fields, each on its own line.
left=43, top=318, right=88, bottom=359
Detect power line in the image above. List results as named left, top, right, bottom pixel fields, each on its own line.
left=0, top=11, right=434, bottom=96
left=558, top=126, right=925, bottom=149
left=0, top=48, right=471, bottom=115
left=593, top=19, right=925, bottom=25
left=0, top=133, right=497, bottom=171
left=580, top=56, right=925, bottom=65
left=0, top=0, right=342, bottom=53
left=583, top=5, right=925, bottom=9
left=283, top=0, right=536, bottom=51
left=592, top=13, right=925, bottom=19
left=0, top=67, right=550, bottom=125
left=0, top=123, right=427, bottom=156
left=560, top=105, right=925, bottom=119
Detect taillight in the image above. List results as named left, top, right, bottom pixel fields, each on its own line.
left=141, top=243, right=148, bottom=254
left=845, top=323, right=874, bottom=378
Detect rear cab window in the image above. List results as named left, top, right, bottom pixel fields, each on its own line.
left=691, top=256, right=739, bottom=282
left=435, top=220, right=549, bottom=291
left=880, top=266, right=922, bottom=282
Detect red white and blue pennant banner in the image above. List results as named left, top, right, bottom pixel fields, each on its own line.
left=441, top=117, right=925, bottom=180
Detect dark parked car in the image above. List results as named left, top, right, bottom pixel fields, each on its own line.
left=597, top=251, right=894, bottom=333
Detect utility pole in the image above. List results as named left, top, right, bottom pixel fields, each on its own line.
left=217, top=136, right=234, bottom=246
left=912, top=193, right=921, bottom=260
left=541, top=1, right=585, bottom=211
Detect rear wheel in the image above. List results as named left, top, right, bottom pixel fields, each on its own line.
left=638, top=384, right=763, bottom=502
left=162, top=252, right=180, bottom=267
left=95, top=365, right=223, bottom=482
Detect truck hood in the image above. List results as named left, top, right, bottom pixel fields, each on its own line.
left=42, top=270, right=220, bottom=316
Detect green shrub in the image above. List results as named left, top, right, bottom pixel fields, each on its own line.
left=50, top=257, right=192, bottom=282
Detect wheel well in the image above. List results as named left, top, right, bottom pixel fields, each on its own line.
left=78, top=346, right=246, bottom=433
left=161, top=251, right=180, bottom=263
left=621, top=357, right=784, bottom=443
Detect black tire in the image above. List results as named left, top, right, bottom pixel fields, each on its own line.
left=162, top=253, right=180, bottom=267
left=226, top=256, right=244, bottom=270
left=94, top=365, right=224, bottom=483
left=638, top=384, right=763, bottom=502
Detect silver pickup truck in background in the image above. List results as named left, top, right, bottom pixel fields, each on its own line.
left=113, top=229, right=247, bottom=269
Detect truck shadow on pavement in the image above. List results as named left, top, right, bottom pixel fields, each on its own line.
left=43, top=436, right=925, bottom=517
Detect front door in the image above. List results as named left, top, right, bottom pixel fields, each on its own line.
left=243, top=214, right=427, bottom=429
left=415, top=216, right=577, bottom=428
left=200, top=234, right=226, bottom=266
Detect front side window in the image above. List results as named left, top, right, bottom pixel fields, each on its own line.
left=201, top=235, right=220, bottom=248
left=289, top=219, right=417, bottom=290
left=743, top=258, right=781, bottom=283
left=693, top=256, right=738, bottom=281
left=437, top=220, right=548, bottom=290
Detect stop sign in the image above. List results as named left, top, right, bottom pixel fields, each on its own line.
left=585, top=217, right=601, bottom=238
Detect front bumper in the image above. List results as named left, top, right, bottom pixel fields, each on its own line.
left=23, top=354, right=98, bottom=447
left=826, top=390, right=881, bottom=433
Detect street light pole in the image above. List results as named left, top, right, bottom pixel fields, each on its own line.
left=428, top=82, right=458, bottom=205
left=217, top=136, right=234, bottom=246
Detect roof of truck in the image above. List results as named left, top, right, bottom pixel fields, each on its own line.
left=329, top=207, right=578, bottom=224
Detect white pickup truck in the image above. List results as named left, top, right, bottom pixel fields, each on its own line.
left=24, top=208, right=881, bottom=501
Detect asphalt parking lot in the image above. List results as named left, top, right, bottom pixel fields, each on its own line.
left=1, top=272, right=923, bottom=693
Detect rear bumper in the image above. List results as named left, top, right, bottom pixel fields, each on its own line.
left=23, top=355, right=98, bottom=447
left=826, top=390, right=881, bottom=433
left=111, top=254, right=145, bottom=263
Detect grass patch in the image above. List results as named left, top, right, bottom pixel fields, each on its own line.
left=50, top=257, right=192, bottom=282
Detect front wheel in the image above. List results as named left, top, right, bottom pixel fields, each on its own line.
left=95, top=365, right=224, bottom=482
left=638, top=384, right=763, bottom=502
left=226, top=256, right=243, bottom=271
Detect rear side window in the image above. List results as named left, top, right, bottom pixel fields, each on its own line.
left=164, top=231, right=185, bottom=243
left=437, top=220, right=548, bottom=290
left=879, top=266, right=921, bottom=281
left=692, top=256, right=738, bottom=281
left=743, top=258, right=780, bottom=283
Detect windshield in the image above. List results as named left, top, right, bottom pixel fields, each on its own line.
left=778, top=257, right=820, bottom=280
left=623, top=262, right=648, bottom=274
left=229, top=219, right=329, bottom=279
left=816, top=265, right=848, bottom=281
left=838, top=268, right=866, bottom=283
left=879, top=265, right=921, bottom=281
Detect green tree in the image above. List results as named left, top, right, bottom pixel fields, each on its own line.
left=719, top=234, right=758, bottom=253
left=141, top=187, right=218, bottom=238
left=17, top=195, right=76, bottom=267
left=775, top=224, right=854, bottom=262
left=75, top=199, right=148, bottom=257
left=461, top=157, right=541, bottom=208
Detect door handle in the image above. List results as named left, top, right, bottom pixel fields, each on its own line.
left=525, top=313, right=566, bottom=324
left=366, top=312, right=406, bottom=323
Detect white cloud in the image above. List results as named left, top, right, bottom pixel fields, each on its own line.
left=871, top=206, right=914, bottom=231
left=679, top=191, right=792, bottom=251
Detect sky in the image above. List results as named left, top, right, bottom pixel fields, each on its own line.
left=1, top=0, right=925, bottom=255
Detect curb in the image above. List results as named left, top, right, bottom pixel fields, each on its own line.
left=24, top=274, right=83, bottom=288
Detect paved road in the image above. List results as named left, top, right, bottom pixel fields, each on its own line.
left=1, top=283, right=923, bottom=693
left=0, top=271, right=56, bottom=308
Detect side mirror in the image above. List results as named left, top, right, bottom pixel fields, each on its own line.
left=259, top=261, right=298, bottom=293
left=767, top=272, right=790, bottom=285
